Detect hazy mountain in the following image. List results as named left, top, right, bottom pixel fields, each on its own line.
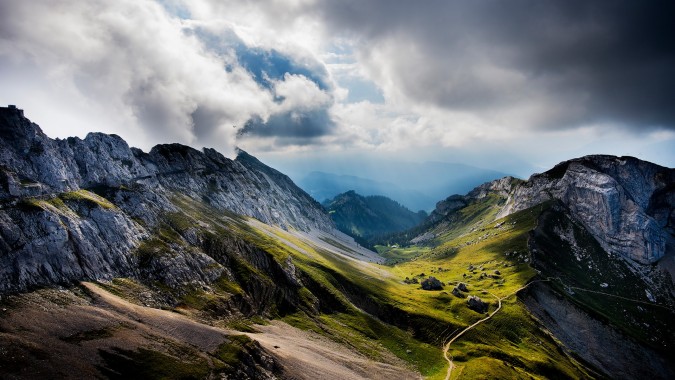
left=299, top=171, right=433, bottom=211
left=298, top=163, right=509, bottom=212
left=323, top=190, right=427, bottom=242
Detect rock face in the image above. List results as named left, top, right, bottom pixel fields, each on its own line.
left=498, top=156, right=674, bottom=264
left=0, top=106, right=335, bottom=293
left=426, top=155, right=674, bottom=265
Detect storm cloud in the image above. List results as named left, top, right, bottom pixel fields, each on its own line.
left=0, top=0, right=674, bottom=168
left=312, top=0, right=675, bottom=131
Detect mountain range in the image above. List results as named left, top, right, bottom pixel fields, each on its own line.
left=0, top=105, right=673, bottom=379
left=296, top=162, right=509, bottom=212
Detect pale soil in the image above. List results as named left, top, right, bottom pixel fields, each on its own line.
left=0, top=283, right=420, bottom=379
left=247, top=320, right=421, bottom=380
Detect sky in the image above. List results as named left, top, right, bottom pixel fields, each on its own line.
left=1, top=0, right=674, bottom=178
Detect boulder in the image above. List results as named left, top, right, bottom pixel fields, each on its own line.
left=451, top=287, right=465, bottom=298
left=457, top=282, right=468, bottom=292
left=467, top=295, right=489, bottom=313
left=421, top=276, right=443, bottom=290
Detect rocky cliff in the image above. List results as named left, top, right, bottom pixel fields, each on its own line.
left=498, top=156, right=674, bottom=264
left=0, top=105, right=334, bottom=293
left=428, top=156, right=674, bottom=265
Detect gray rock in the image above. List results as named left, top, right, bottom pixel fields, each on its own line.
left=421, top=276, right=443, bottom=290
left=457, top=282, right=468, bottom=292
left=497, top=156, right=674, bottom=264
left=0, top=106, right=337, bottom=293
left=467, top=295, right=489, bottom=313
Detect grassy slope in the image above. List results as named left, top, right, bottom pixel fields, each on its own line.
left=375, top=198, right=593, bottom=379
left=20, top=188, right=595, bottom=378
left=167, top=191, right=594, bottom=379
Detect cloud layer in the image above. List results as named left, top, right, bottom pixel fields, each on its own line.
left=1, top=0, right=674, bottom=168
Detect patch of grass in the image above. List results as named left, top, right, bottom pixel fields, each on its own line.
left=61, top=189, right=116, bottom=209
left=135, top=238, right=171, bottom=267
left=16, top=198, right=46, bottom=212
left=376, top=245, right=430, bottom=264
left=61, top=327, right=114, bottom=345
left=98, top=347, right=211, bottom=380
left=213, top=335, right=255, bottom=366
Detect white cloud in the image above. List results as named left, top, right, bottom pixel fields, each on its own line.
left=0, top=0, right=275, bottom=157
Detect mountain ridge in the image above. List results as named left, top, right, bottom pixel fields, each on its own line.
left=322, top=190, right=427, bottom=243
left=0, top=105, right=338, bottom=293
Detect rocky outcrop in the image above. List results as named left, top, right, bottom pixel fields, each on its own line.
left=0, top=105, right=335, bottom=293
left=498, top=156, right=674, bottom=264
left=426, top=177, right=522, bottom=225
left=424, top=155, right=674, bottom=265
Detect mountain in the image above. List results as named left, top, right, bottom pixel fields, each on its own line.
left=297, top=161, right=509, bottom=211
left=299, top=171, right=434, bottom=211
left=0, top=105, right=347, bottom=294
left=322, top=190, right=427, bottom=242
left=386, top=155, right=675, bottom=378
left=1, top=105, right=674, bottom=379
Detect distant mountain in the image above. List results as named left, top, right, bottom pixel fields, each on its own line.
left=297, top=162, right=509, bottom=212
left=300, top=172, right=433, bottom=211
left=323, top=191, right=427, bottom=241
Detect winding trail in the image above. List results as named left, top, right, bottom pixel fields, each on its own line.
left=441, top=277, right=673, bottom=379
left=442, top=281, right=544, bottom=380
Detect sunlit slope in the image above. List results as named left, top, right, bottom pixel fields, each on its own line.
left=377, top=196, right=593, bottom=379
left=85, top=191, right=591, bottom=379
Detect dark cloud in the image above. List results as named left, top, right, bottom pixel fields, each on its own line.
left=312, top=0, right=675, bottom=131
left=235, top=48, right=331, bottom=92
left=240, top=108, right=334, bottom=140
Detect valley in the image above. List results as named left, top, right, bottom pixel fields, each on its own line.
left=0, top=106, right=674, bottom=379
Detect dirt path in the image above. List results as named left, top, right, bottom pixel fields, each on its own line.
left=82, top=282, right=236, bottom=351
left=442, top=282, right=543, bottom=380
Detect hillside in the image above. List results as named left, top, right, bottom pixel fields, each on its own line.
left=323, top=191, right=427, bottom=242
left=378, top=156, right=675, bottom=378
left=299, top=171, right=434, bottom=211
left=0, top=105, right=674, bottom=379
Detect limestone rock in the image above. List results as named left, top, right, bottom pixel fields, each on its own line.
left=498, top=156, right=674, bottom=264
left=0, top=106, right=336, bottom=293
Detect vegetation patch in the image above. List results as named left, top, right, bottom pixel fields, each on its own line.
left=98, top=347, right=211, bottom=380
left=61, top=189, right=116, bottom=209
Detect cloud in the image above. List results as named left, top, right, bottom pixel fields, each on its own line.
left=0, top=0, right=277, bottom=156
left=311, top=1, right=675, bottom=132
left=239, top=73, right=336, bottom=146
left=1, top=0, right=674, bottom=171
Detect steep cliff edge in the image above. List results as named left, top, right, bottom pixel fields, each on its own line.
left=498, top=156, right=674, bottom=264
